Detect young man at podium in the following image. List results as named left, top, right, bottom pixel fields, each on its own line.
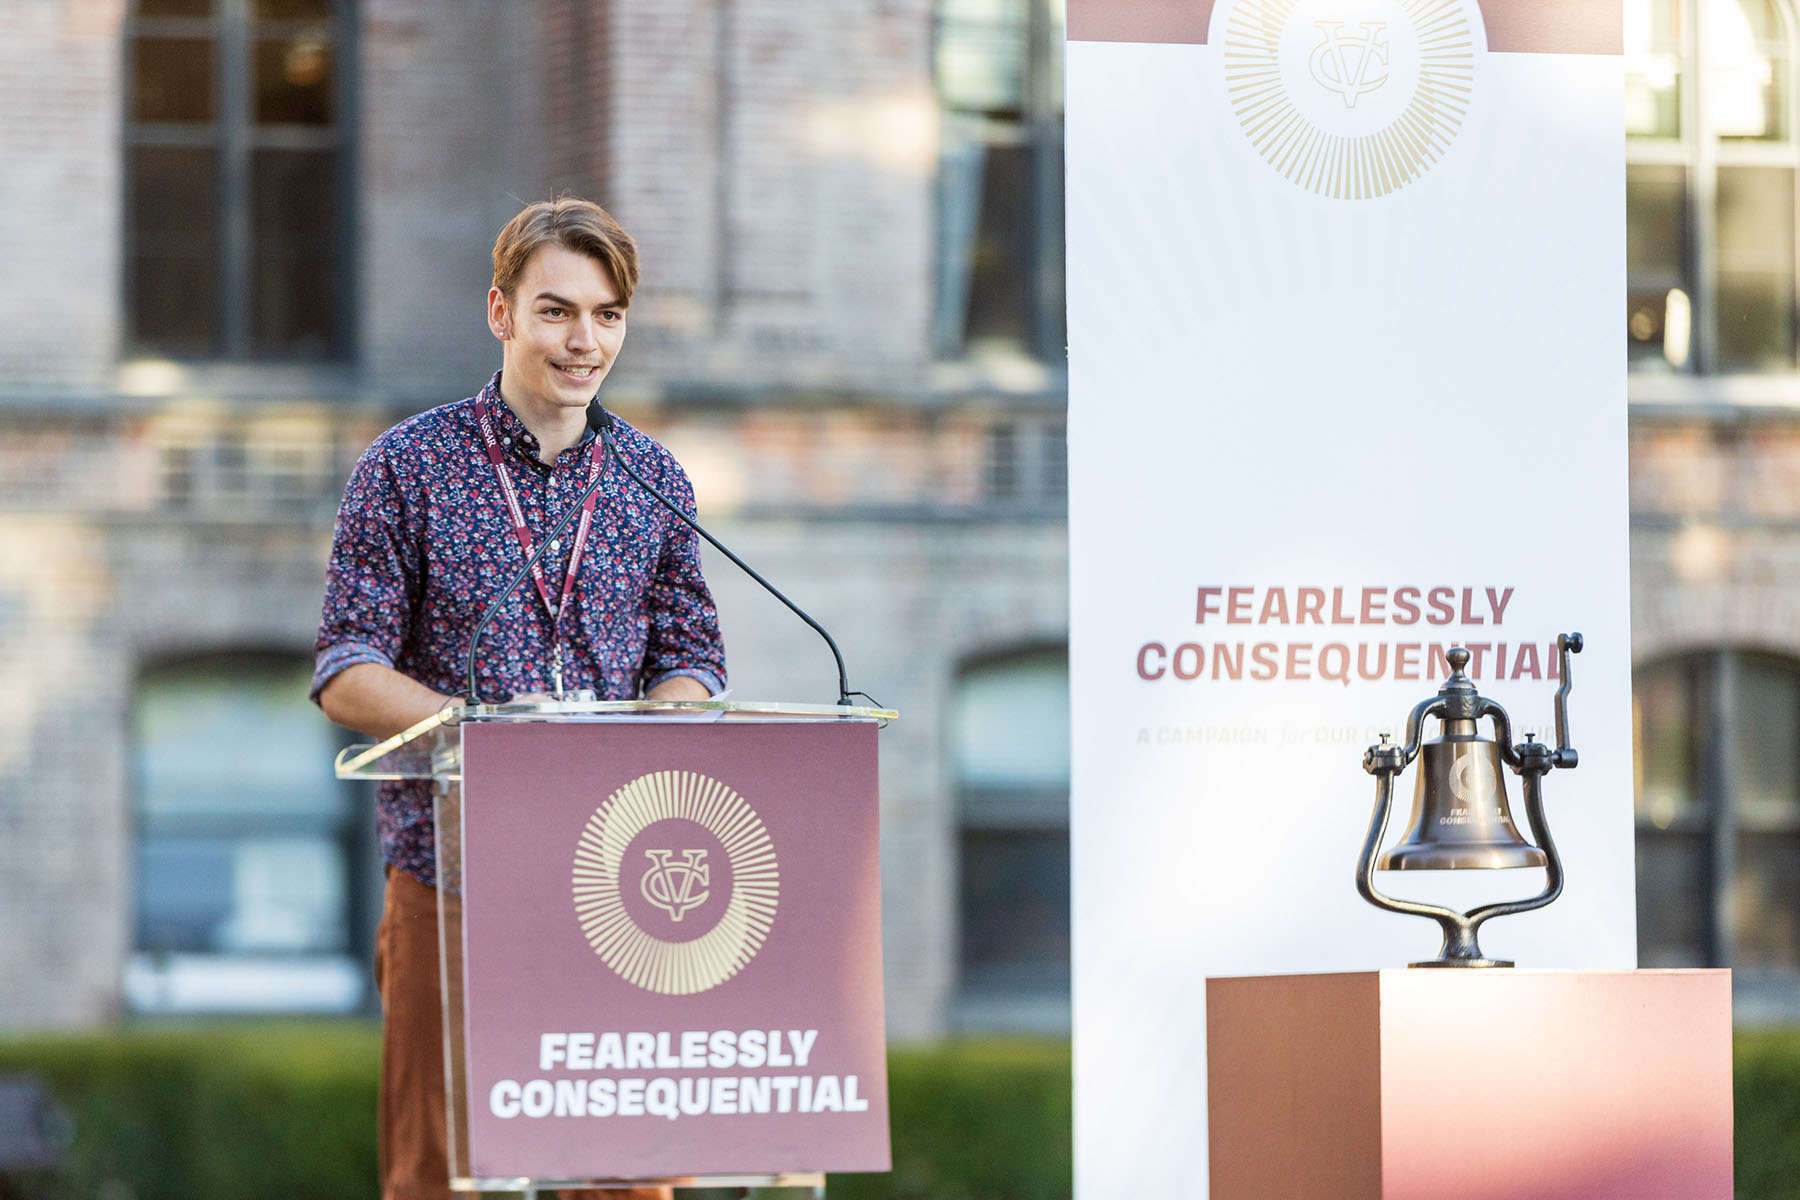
left=311, top=197, right=725, bottom=1200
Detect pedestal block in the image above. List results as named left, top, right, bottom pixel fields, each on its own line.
left=1206, top=970, right=1732, bottom=1200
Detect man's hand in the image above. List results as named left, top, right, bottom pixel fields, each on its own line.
left=646, top=674, right=712, bottom=701
left=319, top=663, right=457, bottom=740
left=320, top=667, right=713, bottom=739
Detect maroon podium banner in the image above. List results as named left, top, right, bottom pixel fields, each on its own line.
left=459, top=718, right=890, bottom=1180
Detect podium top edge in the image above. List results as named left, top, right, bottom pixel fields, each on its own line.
left=458, top=698, right=899, bottom=721
left=333, top=699, right=898, bottom=779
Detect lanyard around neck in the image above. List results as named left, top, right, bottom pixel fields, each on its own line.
left=472, top=398, right=605, bottom=631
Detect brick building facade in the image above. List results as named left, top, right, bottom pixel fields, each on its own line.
left=0, top=0, right=1068, bottom=1037
left=2, top=0, right=1798, bottom=1033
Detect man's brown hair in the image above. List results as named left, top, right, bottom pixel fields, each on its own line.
left=491, top=197, right=639, bottom=304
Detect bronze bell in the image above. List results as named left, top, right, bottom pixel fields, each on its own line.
left=1378, top=714, right=1546, bottom=870
left=1355, top=635, right=1583, bottom=967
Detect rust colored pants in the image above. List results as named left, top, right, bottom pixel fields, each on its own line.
left=375, top=868, right=671, bottom=1200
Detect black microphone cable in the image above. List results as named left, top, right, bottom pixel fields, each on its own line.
left=588, top=401, right=877, bottom=709
left=465, top=401, right=879, bottom=708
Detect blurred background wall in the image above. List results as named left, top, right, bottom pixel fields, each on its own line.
left=0, top=0, right=1798, bottom=1037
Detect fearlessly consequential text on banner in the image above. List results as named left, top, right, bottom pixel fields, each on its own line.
left=1135, top=584, right=1567, bottom=686
left=486, top=1028, right=871, bottom=1122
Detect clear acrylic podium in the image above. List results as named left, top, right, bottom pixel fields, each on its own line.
left=337, top=699, right=897, bottom=1194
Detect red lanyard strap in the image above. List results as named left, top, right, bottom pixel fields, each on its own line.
left=473, top=399, right=604, bottom=630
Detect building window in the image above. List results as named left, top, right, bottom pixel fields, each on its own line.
left=125, top=0, right=351, bottom=361
left=154, top=415, right=346, bottom=514
left=952, top=645, right=1070, bottom=1031
left=934, top=0, right=1066, bottom=361
left=126, top=654, right=369, bottom=1013
left=982, top=417, right=1068, bottom=506
left=1634, top=649, right=1800, bottom=1019
left=1628, top=0, right=1800, bottom=371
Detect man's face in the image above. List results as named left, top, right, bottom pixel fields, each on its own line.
left=488, top=243, right=628, bottom=423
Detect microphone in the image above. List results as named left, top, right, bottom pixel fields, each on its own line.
left=465, top=400, right=872, bottom=707
left=585, top=398, right=614, bottom=436
left=590, top=401, right=868, bottom=708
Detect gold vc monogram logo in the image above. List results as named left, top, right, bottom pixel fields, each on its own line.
left=1308, top=21, right=1390, bottom=108
left=641, top=848, right=710, bottom=921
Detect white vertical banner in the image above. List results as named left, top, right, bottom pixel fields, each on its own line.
left=1064, top=1, right=1629, bottom=1195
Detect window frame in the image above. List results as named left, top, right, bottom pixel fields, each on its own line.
left=1629, top=0, right=1800, bottom=375
left=949, top=641, right=1072, bottom=1032
left=122, top=0, right=357, bottom=364
left=126, top=650, right=377, bottom=1016
left=1633, top=647, right=1800, bottom=1019
left=932, top=0, right=1067, bottom=366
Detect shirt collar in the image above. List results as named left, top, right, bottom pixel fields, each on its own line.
left=481, top=370, right=596, bottom=459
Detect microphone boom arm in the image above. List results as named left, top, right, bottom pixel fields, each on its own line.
left=464, top=400, right=865, bottom=708
left=600, top=423, right=855, bottom=706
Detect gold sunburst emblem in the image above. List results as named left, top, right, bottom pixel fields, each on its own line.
left=572, top=770, right=779, bottom=995
left=1222, top=0, right=1478, bottom=199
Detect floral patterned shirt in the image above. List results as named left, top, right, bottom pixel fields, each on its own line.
left=311, top=371, right=726, bottom=886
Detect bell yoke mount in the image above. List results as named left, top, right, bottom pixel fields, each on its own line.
left=1356, top=633, right=1583, bottom=968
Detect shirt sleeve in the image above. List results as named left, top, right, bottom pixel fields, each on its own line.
left=311, top=439, right=422, bottom=703
left=638, top=461, right=727, bottom=697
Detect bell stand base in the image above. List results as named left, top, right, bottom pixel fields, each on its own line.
left=1205, top=969, right=1734, bottom=1200
left=1409, top=957, right=1512, bottom=968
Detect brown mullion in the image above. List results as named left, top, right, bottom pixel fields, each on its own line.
left=218, top=0, right=252, bottom=358
left=244, top=126, right=338, bottom=151
left=326, top=0, right=354, bottom=363
left=127, top=124, right=223, bottom=148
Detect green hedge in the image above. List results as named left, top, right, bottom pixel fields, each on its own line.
left=1735, top=1031, right=1800, bottom=1200
left=4, top=1026, right=1798, bottom=1199
left=830, top=1041, right=1070, bottom=1200
left=0, top=1023, right=380, bottom=1200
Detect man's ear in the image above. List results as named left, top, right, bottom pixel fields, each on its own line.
left=487, top=287, right=510, bottom=339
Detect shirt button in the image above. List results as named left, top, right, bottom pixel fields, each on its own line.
left=550, top=539, right=562, bottom=552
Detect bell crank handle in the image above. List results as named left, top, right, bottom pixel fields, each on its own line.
left=1552, top=632, right=1582, bottom=768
